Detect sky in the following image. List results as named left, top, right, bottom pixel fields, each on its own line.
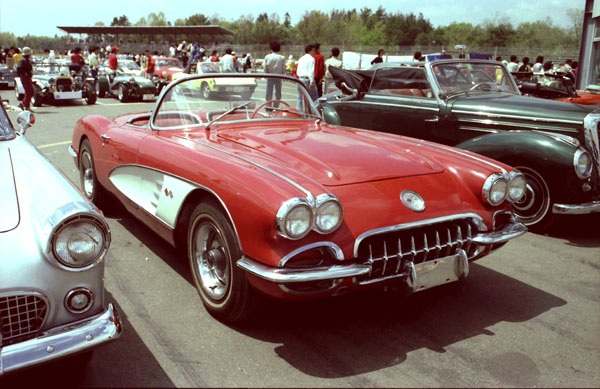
left=0, top=0, right=586, bottom=38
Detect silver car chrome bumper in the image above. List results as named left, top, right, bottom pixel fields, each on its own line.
left=472, top=221, right=527, bottom=245
left=237, top=256, right=371, bottom=283
left=553, top=200, right=600, bottom=215
left=0, top=303, right=122, bottom=375
left=68, top=144, right=78, bottom=158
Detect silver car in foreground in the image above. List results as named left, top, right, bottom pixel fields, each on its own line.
left=0, top=106, right=121, bottom=375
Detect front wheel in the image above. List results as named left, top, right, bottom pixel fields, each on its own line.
left=200, top=82, right=211, bottom=99
left=118, top=84, right=129, bottom=102
left=188, top=202, right=254, bottom=322
left=85, top=83, right=97, bottom=104
left=96, top=81, right=106, bottom=98
left=79, top=139, right=108, bottom=207
left=511, top=166, right=556, bottom=230
left=32, top=85, right=43, bottom=107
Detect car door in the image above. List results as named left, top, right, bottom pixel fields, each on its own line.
left=333, top=67, right=442, bottom=142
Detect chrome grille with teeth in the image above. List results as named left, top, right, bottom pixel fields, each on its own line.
left=0, top=294, right=48, bottom=346
left=355, top=218, right=481, bottom=285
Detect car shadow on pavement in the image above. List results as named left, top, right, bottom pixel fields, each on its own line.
left=0, top=292, right=175, bottom=387
left=538, top=213, right=600, bottom=248
left=231, top=263, right=566, bottom=379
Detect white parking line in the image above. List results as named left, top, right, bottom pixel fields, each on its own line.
left=38, top=140, right=72, bottom=149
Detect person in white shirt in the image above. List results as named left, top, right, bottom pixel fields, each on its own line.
left=506, top=55, right=519, bottom=73
left=264, top=41, right=286, bottom=105
left=296, top=44, right=318, bottom=110
left=88, top=46, right=100, bottom=77
left=532, top=56, right=544, bottom=73
left=324, top=47, right=343, bottom=94
left=221, top=48, right=236, bottom=72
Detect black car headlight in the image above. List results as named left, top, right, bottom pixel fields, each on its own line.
left=573, top=148, right=593, bottom=179
left=52, top=216, right=108, bottom=269
left=276, top=199, right=313, bottom=239
left=314, top=194, right=343, bottom=234
left=482, top=173, right=508, bottom=206
left=506, top=171, right=527, bottom=203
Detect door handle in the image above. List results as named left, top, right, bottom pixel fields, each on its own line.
left=100, top=134, right=111, bottom=146
left=425, top=116, right=439, bottom=122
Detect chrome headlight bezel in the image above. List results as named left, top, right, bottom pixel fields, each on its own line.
left=573, top=148, right=593, bottom=179
left=506, top=170, right=527, bottom=203
left=314, top=194, right=344, bottom=234
left=482, top=173, right=508, bottom=206
left=276, top=194, right=344, bottom=240
left=276, top=198, right=314, bottom=240
left=51, top=215, right=109, bottom=270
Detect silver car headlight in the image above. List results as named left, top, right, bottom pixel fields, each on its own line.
left=482, top=173, right=508, bottom=206
left=506, top=171, right=527, bottom=203
left=574, top=148, right=593, bottom=179
left=52, top=217, right=108, bottom=268
left=314, top=194, right=343, bottom=234
left=276, top=199, right=313, bottom=239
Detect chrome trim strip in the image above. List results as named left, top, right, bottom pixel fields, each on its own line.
left=353, top=213, right=485, bottom=258
left=199, top=141, right=314, bottom=200
left=355, top=100, right=440, bottom=112
left=471, top=221, right=527, bottom=244
left=278, top=242, right=345, bottom=268
left=583, top=113, right=600, bottom=181
left=457, top=118, right=580, bottom=133
left=422, top=142, right=508, bottom=174
left=552, top=201, right=600, bottom=215
left=453, top=109, right=584, bottom=125
left=237, top=256, right=370, bottom=283
left=0, top=303, right=122, bottom=375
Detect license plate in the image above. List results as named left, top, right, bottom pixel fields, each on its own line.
left=413, top=250, right=468, bottom=291
left=232, top=87, right=246, bottom=92
left=143, top=94, right=155, bottom=100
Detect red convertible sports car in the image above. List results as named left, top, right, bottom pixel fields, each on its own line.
left=153, top=57, right=184, bottom=82
left=70, top=73, right=527, bottom=322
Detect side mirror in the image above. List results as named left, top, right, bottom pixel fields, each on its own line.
left=16, top=110, right=35, bottom=135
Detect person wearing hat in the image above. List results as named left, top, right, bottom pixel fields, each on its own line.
left=108, top=45, right=119, bottom=85
left=17, top=47, right=34, bottom=111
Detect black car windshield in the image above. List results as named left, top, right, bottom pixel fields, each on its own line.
left=432, top=62, right=518, bottom=96
left=0, top=105, right=15, bottom=140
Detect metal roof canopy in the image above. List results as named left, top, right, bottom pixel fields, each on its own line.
left=57, top=25, right=233, bottom=35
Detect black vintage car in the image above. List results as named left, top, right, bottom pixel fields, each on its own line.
left=96, top=69, right=165, bottom=103
left=319, top=60, right=600, bottom=230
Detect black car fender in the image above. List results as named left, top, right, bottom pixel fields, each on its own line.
left=456, top=131, right=585, bottom=202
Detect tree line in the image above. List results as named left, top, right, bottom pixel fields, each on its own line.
left=0, top=7, right=583, bottom=51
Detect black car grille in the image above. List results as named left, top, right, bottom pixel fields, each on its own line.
left=0, top=294, right=48, bottom=346
left=355, top=217, right=481, bottom=285
left=56, top=78, right=73, bottom=92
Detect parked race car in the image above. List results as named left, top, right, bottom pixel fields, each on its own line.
left=70, top=73, right=526, bottom=323
left=320, top=60, right=600, bottom=230
left=96, top=71, right=165, bottom=102
left=0, top=107, right=122, bottom=375
left=171, top=61, right=257, bottom=99
left=15, top=64, right=97, bottom=106
left=0, top=65, right=18, bottom=89
left=513, top=71, right=600, bottom=106
left=153, top=57, right=184, bottom=82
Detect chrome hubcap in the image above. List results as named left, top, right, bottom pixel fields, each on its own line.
left=193, top=221, right=230, bottom=300
left=81, top=153, right=94, bottom=198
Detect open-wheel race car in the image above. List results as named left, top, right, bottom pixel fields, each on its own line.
left=70, top=73, right=527, bottom=323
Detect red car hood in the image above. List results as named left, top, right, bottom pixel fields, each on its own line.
left=202, top=123, right=445, bottom=186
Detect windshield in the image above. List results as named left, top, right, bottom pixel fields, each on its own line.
left=431, top=62, right=518, bottom=96
left=0, top=105, right=15, bottom=140
left=152, top=75, right=320, bottom=130
left=121, top=61, right=140, bottom=70
left=157, top=59, right=183, bottom=68
left=198, top=62, right=224, bottom=74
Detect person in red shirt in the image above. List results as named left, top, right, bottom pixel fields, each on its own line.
left=108, top=46, right=119, bottom=84
left=313, top=43, right=325, bottom=97
left=70, top=47, right=85, bottom=72
left=210, top=50, right=219, bottom=62
left=145, top=49, right=155, bottom=79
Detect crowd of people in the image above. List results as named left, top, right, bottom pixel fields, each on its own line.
left=497, top=54, right=578, bottom=82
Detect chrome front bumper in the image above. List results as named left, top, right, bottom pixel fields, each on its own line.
left=237, top=221, right=526, bottom=285
left=0, top=303, right=122, bottom=375
left=553, top=200, right=600, bottom=215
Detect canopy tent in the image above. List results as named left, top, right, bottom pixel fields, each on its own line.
left=57, top=25, right=233, bottom=36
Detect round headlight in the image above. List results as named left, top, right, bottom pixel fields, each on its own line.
left=53, top=219, right=107, bottom=268
left=315, top=197, right=343, bottom=234
left=64, top=288, right=94, bottom=314
left=507, top=171, right=527, bottom=203
left=162, top=71, right=169, bottom=79
left=482, top=173, right=508, bottom=206
left=277, top=199, right=313, bottom=239
left=574, top=149, right=593, bottom=179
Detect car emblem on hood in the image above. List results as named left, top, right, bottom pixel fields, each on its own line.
left=401, top=190, right=425, bottom=212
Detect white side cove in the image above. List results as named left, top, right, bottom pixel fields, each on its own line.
left=0, top=148, right=20, bottom=232
left=109, top=165, right=197, bottom=229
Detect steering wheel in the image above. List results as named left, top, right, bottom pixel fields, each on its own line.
left=251, top=100, right=290, bottom=118
left=469, top=82, right=492, bottom=91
